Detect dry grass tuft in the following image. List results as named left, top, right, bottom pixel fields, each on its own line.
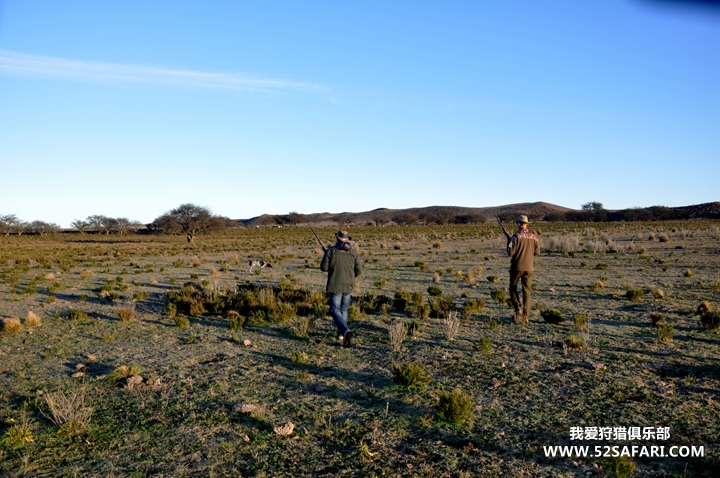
left=389, top=319, right=407, bottom=352
left=2, top=318, right=22, bottom=333
left=116, top=302, right=136, bottom=322
left=432, top=272, right=441, bottom=283
left=442, top=311, right=460, bottom=341
left=25, top=311, right=41, bottom=327
left=696, top=301, right=712, bottom=315
left=42, top=389, right=92, bottom=435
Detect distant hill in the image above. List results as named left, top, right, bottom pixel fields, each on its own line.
left=238, top=201, right=720, bottom=227
left=239, top=202, right=574, bottom=227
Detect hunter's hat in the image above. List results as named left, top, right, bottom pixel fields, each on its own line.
left=515, top=215, right=530, bottom=224
left=335, top=230, right=352, bottom=242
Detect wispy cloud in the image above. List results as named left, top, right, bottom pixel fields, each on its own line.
left=0, top=50, right=324, bottom=93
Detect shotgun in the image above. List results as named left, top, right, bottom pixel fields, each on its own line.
left=494, top=214, right=512, bottom=245
left=310, top=227, right=327, bottom=253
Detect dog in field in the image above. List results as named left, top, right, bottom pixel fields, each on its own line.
left=248, top=260, right=272, bottom=271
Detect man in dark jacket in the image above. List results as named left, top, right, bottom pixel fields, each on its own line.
left=507, top=215, right=540, bottom=324
left=320, top=230, right=362, bottom=347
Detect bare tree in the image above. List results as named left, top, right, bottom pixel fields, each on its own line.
left=71, top=219, right=90, bottom=234
left=28, top=220, right=60, bottom=235
left=286, top=211, right=306, bottom=226
left=372, top=215, right=388, bottom=227
left=392, top=212, right=419, bottom=226
left=435, top=208, right=456, bottom=225
left=0, top=214, right=21, bottom=235
left=151, top=203, right=223, bottom=242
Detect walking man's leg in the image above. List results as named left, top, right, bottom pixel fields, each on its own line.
left=521, top=272, right=534, bottom=319
left=329, top=293, right=350, bottom=338
left=509, top=270, right=522, bottom=315
left=340, top=292, right=352, bottom=347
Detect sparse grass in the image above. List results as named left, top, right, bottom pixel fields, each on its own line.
left=573, top=314, right=587, bottom=331
left=0, top=222, right=718, bottom=477
left=0, top=415, right=34, bottom=450
left=603, top=456, right=636, bottom=478
left=174, top=315, right=190, bottom=329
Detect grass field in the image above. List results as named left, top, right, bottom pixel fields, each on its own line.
left=0, top=221, right=719, bottom=477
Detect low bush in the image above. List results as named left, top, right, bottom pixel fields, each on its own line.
left=116, top=303, right=136, bottom=322
left=650, top=313, right=666, bottom=325
left=490, top=288, right=510, bottom=306
left=657, top=324, right=674, bottom=343
left=437, top=388, right=474, bottom=424
left=427, top=285, right=442, bottom=297
left=565, top=334, right=585, bottom=350
left=540, top=308, right=565, bottom=324
left=603, top=456, right=636, bottom=478
left=573, top=315, right=587, bottom=331
left=392, top=362, right=430, bottom=388
left=700, top=311, right=720, bottom=331
left=626, top=289, right=644, bottom=302
left=227, top=311, right=246, bottom=330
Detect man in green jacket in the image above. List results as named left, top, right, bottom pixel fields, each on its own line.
left=320, top=230, right=362, bottom=347
left=507, top=215, right=540, bottom=324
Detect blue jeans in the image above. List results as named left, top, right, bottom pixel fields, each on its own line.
left=329, top=292, right=352, bottom=336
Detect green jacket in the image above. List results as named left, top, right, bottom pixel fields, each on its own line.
left=320, top=245, right=362, bottom=293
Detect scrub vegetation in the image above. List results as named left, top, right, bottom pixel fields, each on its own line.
left=0, top=220, right=719, bottom=477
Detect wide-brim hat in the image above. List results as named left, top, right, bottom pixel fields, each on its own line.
left=335, top=230, right=352, bottom=242
left=515, top=215, right=530, bottom=224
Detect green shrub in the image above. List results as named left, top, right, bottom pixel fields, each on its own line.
left=437, top=389, right=474, bottom=424
left=540, top=308, right=565, bottom=324
left=488, top=317, right=502, bottom=330
left=626, top=289, right=644, bottom=302
left=174, top=316, right=190, bottom=329
left=227, top=311, right=246, bottom=330
left=427, top=285, right=443, bottom=297
left=107, top=364, right=142, bottom=385
left=393, top=290, right=411, bottom=311
left=68, top=309, right=90, bottom=321
left=657, top=324, right=674, bottom=343
left=0, top=417, right=34, bottom=450
left=603, top=456, right=636, bottom=478
left=462, top=298, right=485, bottom=319
left=477, top=336, right=492, bottom=355
left=392, top=362, right=430, bottom=388
left=565, top=334, right=585, bottom=350
left=429, top=295, right=454, bottom=318
left=290, top=351, right=308, bottom=363
left=650, top=313, right=666, bottom=325
left=348, top=304, right=366, bottom=321
left=490, top=288, right=510, bottom=306
left=573, top=315, right=587, bottom=330
left=132, top=291, right=149, bottom=302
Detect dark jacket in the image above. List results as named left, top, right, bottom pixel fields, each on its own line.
left=320, top=244, right=362, bottom=293
left=507, top=229, right=540, bottom=271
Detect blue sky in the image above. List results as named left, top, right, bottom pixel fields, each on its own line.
left=0, top=1, right=718, bottom=227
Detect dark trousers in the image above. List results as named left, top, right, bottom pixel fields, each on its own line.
left=509, top=270, right=533, bottom=315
